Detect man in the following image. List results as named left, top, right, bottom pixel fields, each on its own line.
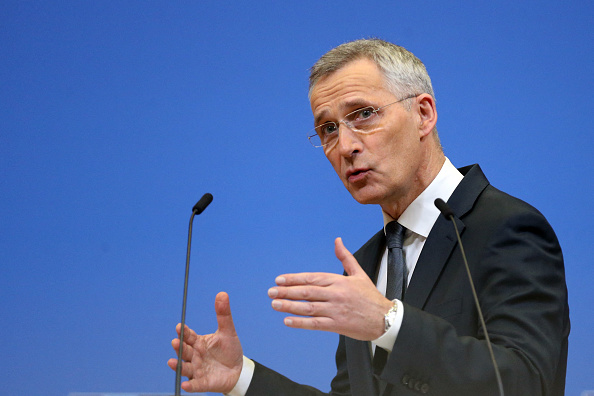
left=168, top=39, right=570, bottom=395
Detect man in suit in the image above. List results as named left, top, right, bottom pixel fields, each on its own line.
left=169, top=39, right=569, bottom=395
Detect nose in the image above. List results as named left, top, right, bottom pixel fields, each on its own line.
left=334, top=122, right=362, bottom=156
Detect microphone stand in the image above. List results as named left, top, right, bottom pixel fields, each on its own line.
left=434, top=198, right=504, bottom=396
left=175, top=193, right=213, bottom=396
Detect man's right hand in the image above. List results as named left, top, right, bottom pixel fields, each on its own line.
left=168, top=291, right=243, bottom=394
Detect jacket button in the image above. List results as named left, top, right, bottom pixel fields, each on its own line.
left=402, top=375, right=410, bottom=385
left=420, top=383, right=430, bottom=394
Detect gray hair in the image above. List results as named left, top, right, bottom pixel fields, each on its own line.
left=309, top=38, right=435, bottom=103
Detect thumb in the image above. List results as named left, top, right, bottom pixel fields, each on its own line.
left=335, top=237, right=365, bottom=277
left=214, top=291, right=237, bottom=335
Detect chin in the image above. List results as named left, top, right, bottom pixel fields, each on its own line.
left=348, top=187, right=382, bottom=205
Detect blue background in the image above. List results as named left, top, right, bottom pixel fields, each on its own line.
left=1, top=2, right=592, bottom=395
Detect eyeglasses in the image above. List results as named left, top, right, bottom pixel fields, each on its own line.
left=307, top=94, right=419, bottom=149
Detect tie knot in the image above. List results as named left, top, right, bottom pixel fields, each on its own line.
left=385, top=221, right=405, bottom=249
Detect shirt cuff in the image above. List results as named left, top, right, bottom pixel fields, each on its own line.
left=373, top=299, right=404, bottom=353
left=225, top=356, right=255, bottom=396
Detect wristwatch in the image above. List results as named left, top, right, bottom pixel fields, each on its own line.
left=384, top=299, right=399, bottom=332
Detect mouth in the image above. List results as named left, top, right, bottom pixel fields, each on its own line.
left=346, top=168, right=370, bottom=183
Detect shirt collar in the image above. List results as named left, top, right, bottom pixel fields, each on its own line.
left=383, top=157, right=463, bottom=238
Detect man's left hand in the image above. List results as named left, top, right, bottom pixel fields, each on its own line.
left=268, top=237, right=393, bottom=341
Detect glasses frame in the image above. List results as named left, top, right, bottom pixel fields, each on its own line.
left=307, top=94, right=419, bottom=149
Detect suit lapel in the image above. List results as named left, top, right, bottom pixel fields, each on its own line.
left=404, top=164, right=490, bottom=310
left=404, top=214, right=462, bottom=308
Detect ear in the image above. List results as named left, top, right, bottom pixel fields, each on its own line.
left=416, top=94, right=437, bottom=138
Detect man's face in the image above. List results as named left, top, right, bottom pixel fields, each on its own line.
left=310, top=58, right=428, bottom=211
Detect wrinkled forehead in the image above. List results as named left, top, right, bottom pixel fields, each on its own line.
left=310, top=59, right=393, bottom=124
left=309, top=55, right=385, bottom=98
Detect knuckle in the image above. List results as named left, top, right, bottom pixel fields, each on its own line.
left=301, top=287, right=312, bottom=300
left=310, top=317, right=321, bottom=330
left=304, top=302, right=316, bottom=316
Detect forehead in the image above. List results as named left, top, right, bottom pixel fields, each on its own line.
left=310, top=58, right=394, bottom=124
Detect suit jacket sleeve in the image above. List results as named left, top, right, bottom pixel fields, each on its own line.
left=245, top=334, right=350, bottom=396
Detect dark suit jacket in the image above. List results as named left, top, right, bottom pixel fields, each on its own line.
left=246, top=164, right=569, bottom=396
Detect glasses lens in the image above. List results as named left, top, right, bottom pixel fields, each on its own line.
left=308, top=131, right=323, bottom=147
left=309, top=122, right=339, bottom=148
left=345, top=107, right=379, bottom=132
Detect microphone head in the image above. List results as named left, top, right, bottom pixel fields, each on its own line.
left=434, top=198, right=455, bottom=219
left=193, top=193, right=213, bottom=215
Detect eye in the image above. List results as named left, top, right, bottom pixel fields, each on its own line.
left=345, top=107, right=378, bottom=126
left=355, top=107, right=376, bottom=120
left=317, top=122, right=338, bottom=136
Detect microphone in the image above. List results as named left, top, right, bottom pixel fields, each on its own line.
left=193, top=193, right=213, bottom=215
left=434, top=198, right=504, bottom=396
left=434, top=197, right=455, bottom=218
left=175, top=193, right=213, bottom=396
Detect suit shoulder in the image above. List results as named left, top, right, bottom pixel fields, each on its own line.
left=476, top=184, right=549, bottom=223
left=456, top=164, right=547, bottom=223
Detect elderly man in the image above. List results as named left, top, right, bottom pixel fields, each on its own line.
left=169, top=39, right=569, bottom=396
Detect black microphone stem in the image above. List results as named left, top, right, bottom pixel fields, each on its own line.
left=447, top=214, right=504, bottom=396
left=175, top=193, right=213, bottom=396
left=175, top=210, right=197, bottom=396
left=434, top=198, right=504, bottom=396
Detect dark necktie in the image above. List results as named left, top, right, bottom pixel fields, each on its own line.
left=373, top=221, right=407, bottom=383
left=385, top=221, right=407, bottom=301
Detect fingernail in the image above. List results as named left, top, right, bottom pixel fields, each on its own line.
left=276, top=276, right=286, bottom=285
left=272, top=300, right=281, bottom=309
left=284, top=318, right=293, bottom=326
left=268, top=288, right=278, bottom=298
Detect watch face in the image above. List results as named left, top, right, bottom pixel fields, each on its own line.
left=384, top=302, right=398, bottom=332
left=385, top=313, right=394, bottom=331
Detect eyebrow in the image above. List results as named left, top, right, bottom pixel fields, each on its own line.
left=313, top=99, right=374, bottom=126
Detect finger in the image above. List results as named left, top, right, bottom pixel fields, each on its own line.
left=167, top=357, right=197, bottom=379
left=282, top=315, right=335, bottom=332
left=182, top=381, right=194, bottom=392
left=214, top=291, right=237, bottom=335
left=175, top=323, right=199, bottom=345
left=335, top=237, right=365, bottom=277
left=274, top=271, right=335, bottom=287
left=167, top=358, right=178, bottom=371
left=271, top=299, right=332, bottom=318
left=269, top=284, right=331, bottom=302
left=182, top=379, right=205, bottom=393
left=171, top=338, right=194, bottom=361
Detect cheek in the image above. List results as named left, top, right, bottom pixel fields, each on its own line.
left=325, top=152, right=344, bottom=177
left=384, top=128, right=420, bottom=159
left=377, top=139, right=418, bottom=178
